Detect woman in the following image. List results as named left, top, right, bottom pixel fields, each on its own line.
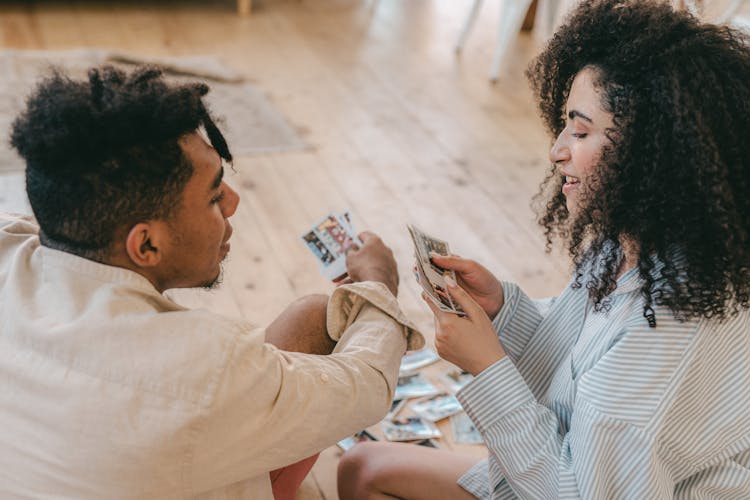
left=337, top=1, right=750, bottom=498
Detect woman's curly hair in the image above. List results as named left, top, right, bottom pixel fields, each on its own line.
left=10, top=65, right=231, bottom=261
left=526, top=0, right=750, bottom=326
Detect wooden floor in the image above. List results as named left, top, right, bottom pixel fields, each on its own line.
left=0, top=1, right=571, bottom=498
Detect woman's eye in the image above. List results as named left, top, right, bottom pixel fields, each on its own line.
left=571, top=132, right=588, bottom=139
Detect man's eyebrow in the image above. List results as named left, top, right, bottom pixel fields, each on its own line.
left=210, top=166, right=224, bottom=191
left=568, top=109, right=593, bottom=123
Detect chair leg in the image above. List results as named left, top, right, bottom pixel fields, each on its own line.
left=238, top=0, right=252, bottom=15
left=455, top=0, right=485, bottom=53
left=489, top=0, right=534, bottom=81
left=712, top=0, right=743, bottom=23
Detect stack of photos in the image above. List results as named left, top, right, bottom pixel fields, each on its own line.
left=407, top=224, right=466, bottom=316
left=377, top=354, right=484, bottom=447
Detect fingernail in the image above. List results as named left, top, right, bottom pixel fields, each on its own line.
left=429, top=251, right=442, bottom=258
left=445, top=276, right=457, bottom=288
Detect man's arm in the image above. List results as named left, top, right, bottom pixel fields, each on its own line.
left=190, top=290, right=416, bottom=494
left=188, top=232, right=423, bottom=494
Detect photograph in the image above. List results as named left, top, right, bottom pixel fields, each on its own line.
left=394, top=373, right=440, bottom=400
left=382, top=417, right=442, bottom=442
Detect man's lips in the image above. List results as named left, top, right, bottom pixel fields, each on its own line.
left=221, top=226, right=233, bottom=253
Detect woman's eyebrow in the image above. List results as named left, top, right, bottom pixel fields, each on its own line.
left=568, top=109, right=593, bottom=123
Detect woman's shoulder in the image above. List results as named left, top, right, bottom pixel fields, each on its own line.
left=576, top=305, right=750, bottom=429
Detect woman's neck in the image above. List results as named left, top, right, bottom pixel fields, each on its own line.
left=616, top=236, right=640, bottom=280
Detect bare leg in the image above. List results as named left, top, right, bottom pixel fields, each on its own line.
left=265, top=294, right=333, bottom=498
left=265, top=294, right=335, bottom=355
left=270, top=453, right=320, bottom=500
left=338, top=441, right=481, bottom=500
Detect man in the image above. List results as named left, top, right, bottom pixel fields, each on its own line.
left=0, top=66, right=422, bottom=498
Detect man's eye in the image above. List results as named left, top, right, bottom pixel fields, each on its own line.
left=211, top=191, right=226, bottom=204
left=571, top=133, right=588, bottom=139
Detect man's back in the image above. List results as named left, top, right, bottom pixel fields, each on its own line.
left=0, top=213, right=258, bottom=497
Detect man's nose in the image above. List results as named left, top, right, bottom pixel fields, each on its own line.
left=221, top=182, right=240, bottom=218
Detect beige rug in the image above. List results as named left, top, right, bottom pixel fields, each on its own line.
left=0, top=48, right=308, bottom=172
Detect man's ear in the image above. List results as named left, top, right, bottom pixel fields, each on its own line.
left=125, top=222, right=164, bottom=268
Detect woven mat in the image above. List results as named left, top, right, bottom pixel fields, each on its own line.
left=0, top=48, right=308, bottom=172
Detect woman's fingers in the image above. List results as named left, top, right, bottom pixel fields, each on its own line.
left=444, top=278, right=483, bottom=320
left=429, top=253, right=473, bottom=273
left=421, top=292, right=446, bottom=319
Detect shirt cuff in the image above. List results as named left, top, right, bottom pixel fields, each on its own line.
left=327, top=281, right=425, bottom=350
left=491, top=281, right=519, bottom=334
left=456, top=357, right=534, bottom=433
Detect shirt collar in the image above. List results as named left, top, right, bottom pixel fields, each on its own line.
left=40, top=245, right=163, bottom=296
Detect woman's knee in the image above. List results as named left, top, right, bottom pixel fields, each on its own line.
left=337, top=442, right=385, bottom=498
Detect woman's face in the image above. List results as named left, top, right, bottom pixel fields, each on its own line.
left=549, top=67, right=615, bottom=217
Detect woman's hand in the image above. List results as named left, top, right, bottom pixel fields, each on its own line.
left=423, top=278, right=505, bottom=376
left=429, top=254, right=504, bottom=319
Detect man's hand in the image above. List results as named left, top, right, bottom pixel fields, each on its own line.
left=429, top=254, right=504, bottom=319
left=337, top=231, right=399, bottom=297
left=423, top=278, right=505, bottom=376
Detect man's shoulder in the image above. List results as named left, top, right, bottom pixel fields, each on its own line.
left=0, top=212, right=38, bottom=233
left=0, top=212, right=38, bottom=246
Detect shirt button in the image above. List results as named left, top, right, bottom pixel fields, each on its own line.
left=320, top=373, right=330, bottom=383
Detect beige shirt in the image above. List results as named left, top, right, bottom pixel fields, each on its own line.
left=0, top=213, right=423, bottom=499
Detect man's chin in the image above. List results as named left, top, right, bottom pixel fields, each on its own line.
left=200, top=265, right=224, bottom=290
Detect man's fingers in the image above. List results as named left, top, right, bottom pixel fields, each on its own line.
left=343, top=240, right=360, bottom=255
left=357, top=231, right=379, bottom=244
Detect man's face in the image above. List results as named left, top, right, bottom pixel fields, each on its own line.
left=161, top=132, right=239, bottom=289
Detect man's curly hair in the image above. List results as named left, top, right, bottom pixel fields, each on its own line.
left=10, top=65, right=231, bottom=261
left=526, top=0, right=750, bottom=326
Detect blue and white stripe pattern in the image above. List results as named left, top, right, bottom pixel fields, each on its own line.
left=455, top=267, right=750, bottom=499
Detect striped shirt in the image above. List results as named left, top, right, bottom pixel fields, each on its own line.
left=455, top=267, right=750, bottom=499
